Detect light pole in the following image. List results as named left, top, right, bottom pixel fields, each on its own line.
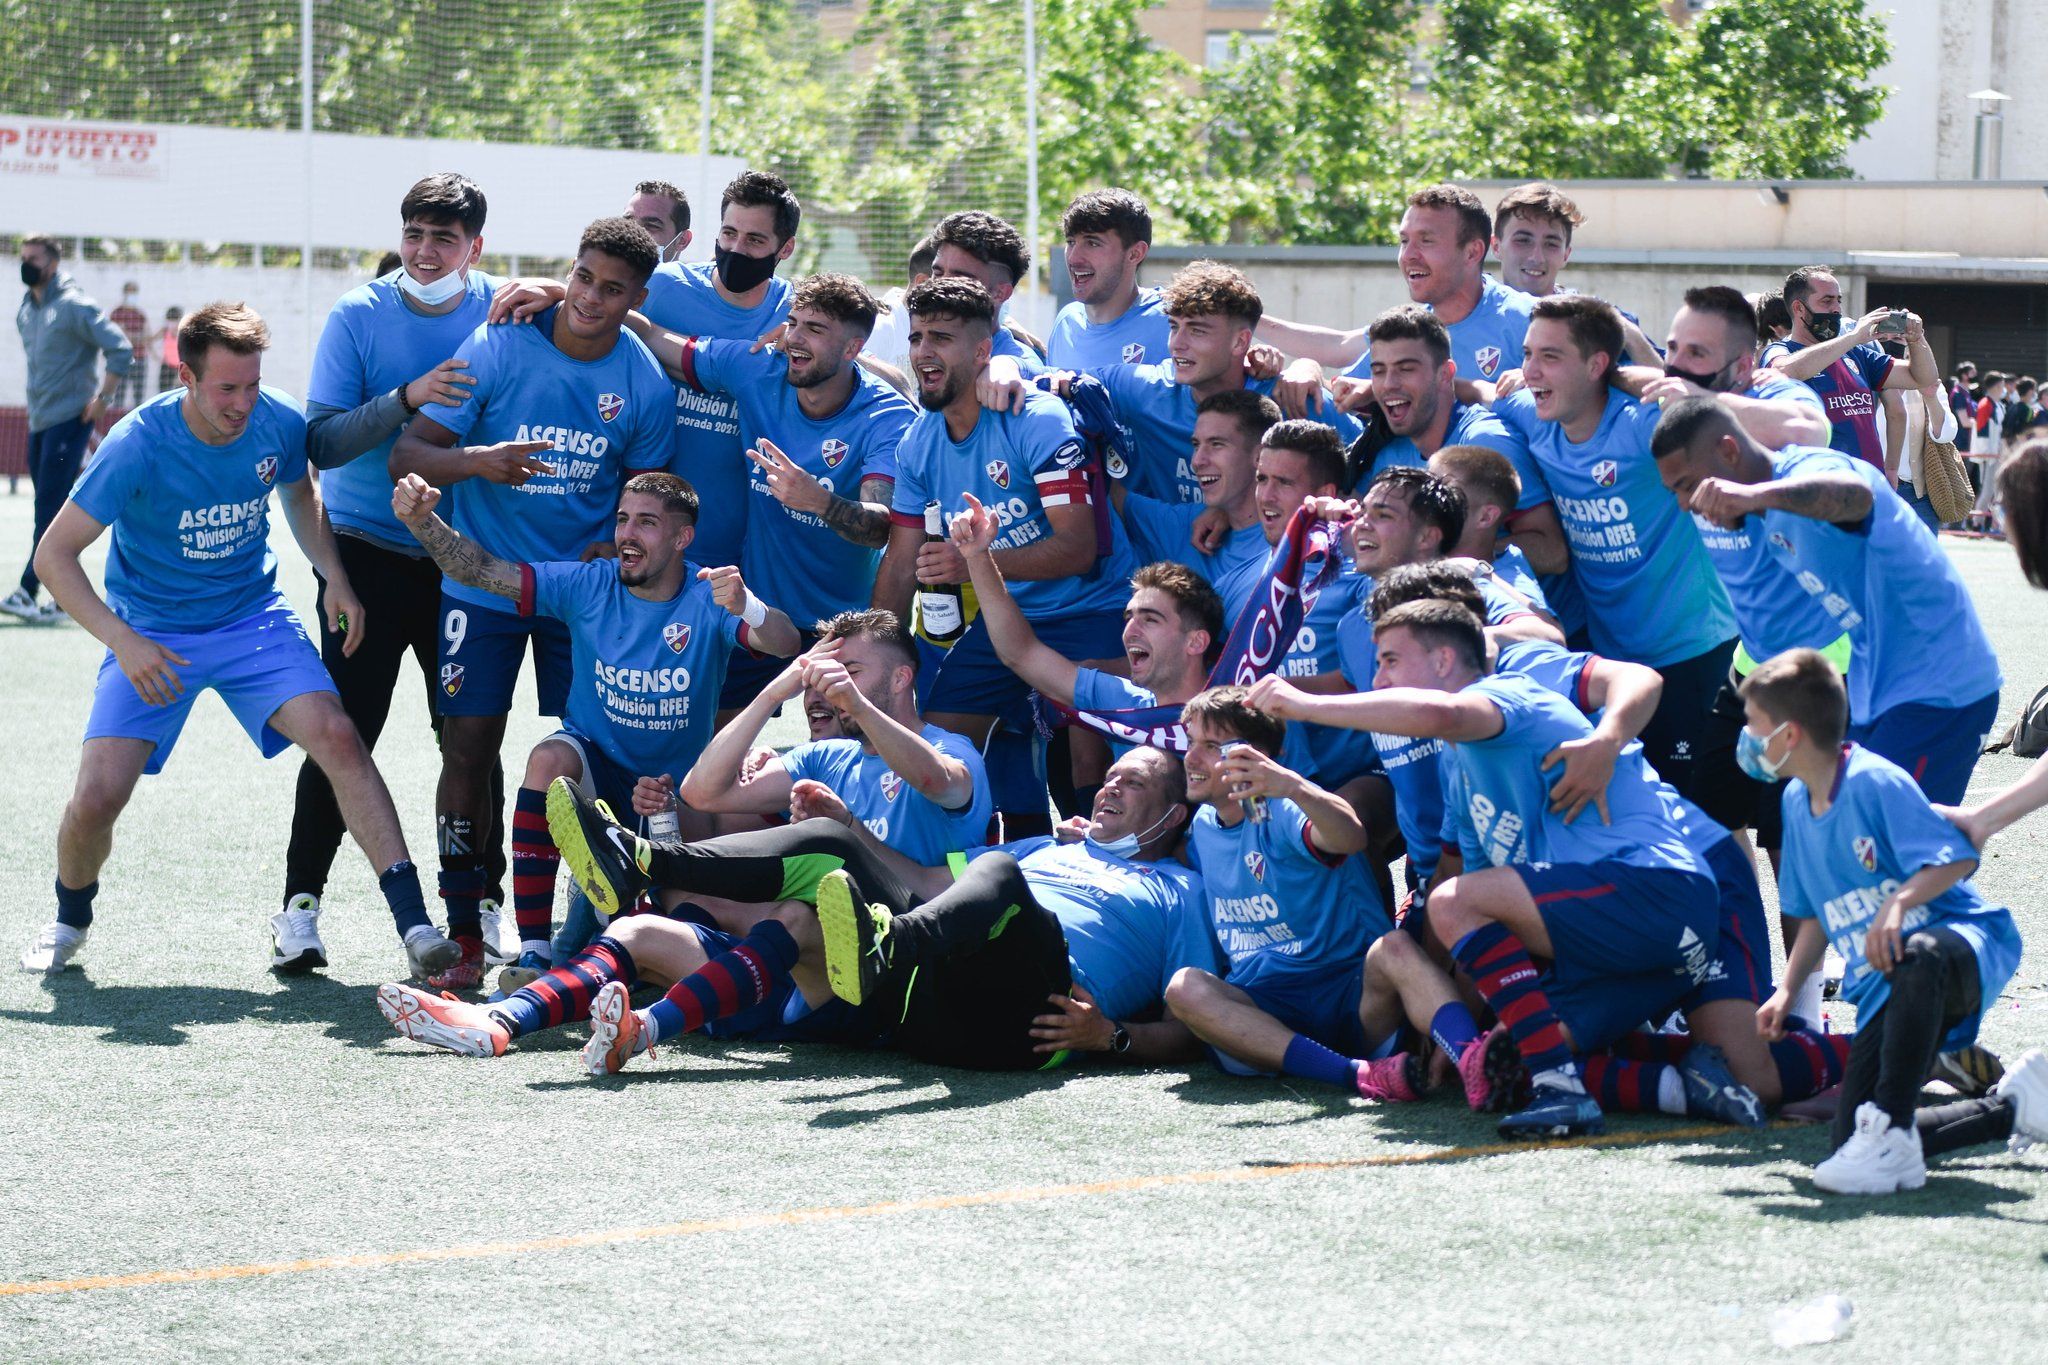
left=1970, top=88, right=2010, bottom=180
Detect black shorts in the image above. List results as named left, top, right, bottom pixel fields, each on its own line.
left=886, top=894, right=1072, bottom=1072
left=1639, top=638, right=1749, bottom=831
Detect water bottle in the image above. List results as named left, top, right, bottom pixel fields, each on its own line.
left=646, top=805, right=680, bottom=843
left=1769, top=1295, right=1853, bottom=1348
left=1217, top=739, right=1268, bottom=823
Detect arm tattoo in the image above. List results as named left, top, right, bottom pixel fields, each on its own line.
left=819, top=476, right=893, bottom=548
left=415, top=515, right=522, bottom=599
left=1767, top=474, right=1874, bottom=526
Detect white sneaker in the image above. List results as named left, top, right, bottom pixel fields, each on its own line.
left=403, top=924, right=463, bottom=978
left=1993, top=1048, right=2048, bottom=1154
left=478, top=898, right=516, bottom=966
left=1813, top=1102, right=1927, bottom=1195
left=269, top=894, right=328, bottom=974
left=37, top=601, right=69, bottom=626
left=20, top=922, right=87, bottom=973
left=0, top=588, right=39, bottom=621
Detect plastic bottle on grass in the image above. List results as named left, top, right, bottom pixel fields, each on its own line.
left=1770, top=1295, right=1853, bottom=1348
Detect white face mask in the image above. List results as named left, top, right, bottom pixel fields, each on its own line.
left=397, top=265, right=468, bottom=307
left=1085, top=803, right=1180, bottom=860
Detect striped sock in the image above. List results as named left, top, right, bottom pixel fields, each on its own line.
left=510, top=786, right=559, bottom=946
left=645, top=920, right=800, bottom=1044
left=496, top=936, right=637, bottom=1039
left=1582, top=1055, right=1685, bottom=1115
left=1450, top=923, right=1576, bottom=1080
left=1281, top=1034, right=1360, bottom=1090
left=1607, top=1030, right=1694, bottom=1064
left=1770, top=1025, right=1853, bottom=1102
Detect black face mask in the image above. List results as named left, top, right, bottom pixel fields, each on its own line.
left=1805, top=309, right=1842, bottom=342
left=713, top=243, right=779, bottom=294
left=1664, top=358, right=1739, bottom=393
left=20, top=261, right=46, bottom=288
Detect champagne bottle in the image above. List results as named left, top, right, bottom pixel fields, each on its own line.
left=918, top=500, right=966, bottom=645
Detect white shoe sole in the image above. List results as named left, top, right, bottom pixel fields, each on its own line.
left=270, top=938, right=328, bottom=974
left=376, top=983, right=497, bottom=1057
left=1812, top=1163, right=1927, bottom=1195
left=582, top=981, right=630, bottom=1078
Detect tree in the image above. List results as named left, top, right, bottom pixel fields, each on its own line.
left=1680, top=0, right=1891, bottom=178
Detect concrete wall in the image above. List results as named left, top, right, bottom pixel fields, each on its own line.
left=1850, top=0, right=2048, bottom=180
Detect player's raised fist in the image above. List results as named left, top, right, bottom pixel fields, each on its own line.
left=391, top=473, right=441, bottom=525
left=697, top=564, right=747, bottom=614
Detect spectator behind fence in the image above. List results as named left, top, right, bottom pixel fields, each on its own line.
left=109, top=282, right=148, bottom=409
left=156, top=306, right=184, bottom=395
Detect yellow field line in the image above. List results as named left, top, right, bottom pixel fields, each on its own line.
left=0, top=1123, right=1735, bottom=1298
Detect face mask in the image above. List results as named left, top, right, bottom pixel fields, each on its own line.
left=714, top=243, right=779, bottom=294
left=1736, top=721, right=1791, bottom=783
left=397, top=265, right=468, bottom=307
left=20, top=261, right=46, bottom=288
left=1085, top=804, right=1180, bottom=860
left=657, top=228, right=686, bottom=259
left=1664, top=358, right=1738, bottom=393
left=1806, top=310, right=1842, bottom=342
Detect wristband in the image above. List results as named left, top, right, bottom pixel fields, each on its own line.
left=395, top=384, right=419, bottom=417
left=741, top=588, right=769, bottom=629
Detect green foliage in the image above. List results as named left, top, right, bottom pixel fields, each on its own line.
left=1682, top=0, right=1893, bottom=178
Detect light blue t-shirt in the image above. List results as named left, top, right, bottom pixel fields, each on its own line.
left=641, top=263, right=794, bottom=571
left=782, top=724, right=992, bottom=866
left=1364, top=400, right=1531, bottom=487
left=527, top=558, right=742, bottom=782
left=682, top=339, right=914, bottom=627
left=432, top=310, right=673, bottom=610
left=992, top=326, right=1049, bottom=379
left=1189, top=796, right=1387, bottom=991
left=1444, top=673, right=1698, bottom=874
left=1092, top=363, right=1362, bottom=505
left=1687, top=441, right=1845, bottom=664
left=1268, top=560, right=1378, bottom=785
left=70, top=388, right=308, bottom=633
left=1047, top=289, right=1170, bottom=372
left=1757, top=446, right=2001, bottom=718
left=1119, top=493, right=1269, bottom=609
left=1344, top=275, right=1535, bottom=386
left=889, top=391, right=1136, bottom=620
left=1778, top=744, right=2019, bottom=1045
left=986, top=836, right=1219, bottom=1022
left=306, top=269, right=502, bottom=550
left=1495, top=387, right=1734, bottom=667
left=1072, top=668, right=1159, bottom=761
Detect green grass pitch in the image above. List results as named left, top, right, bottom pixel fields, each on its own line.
left=1, top=493, right=2044, bottom=1361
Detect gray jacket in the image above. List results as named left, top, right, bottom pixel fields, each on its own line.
left=16, top=271, right=135, bottom=433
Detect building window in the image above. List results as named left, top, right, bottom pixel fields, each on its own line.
left=1205, top=29, right=1275, bottom=67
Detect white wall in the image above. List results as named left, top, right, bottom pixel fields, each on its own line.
left=1848, top=0, right=2048, bottom=181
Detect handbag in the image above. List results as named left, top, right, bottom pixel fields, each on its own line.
left=1917, top=426, right=1976, bottom=525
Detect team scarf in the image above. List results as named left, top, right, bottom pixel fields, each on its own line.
left=1040, top=505, right=1345, bottom=752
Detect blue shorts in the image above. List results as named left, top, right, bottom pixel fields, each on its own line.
left=1229, top=960, right=1372, bottom=1059
left=916, top=610, right=1127, bottom=725
left=1850, top=690, right=2000, bottom=806
left=1680, top=835, right=1772, bottom=1010
left=544, top=728, right=641, bottom=816
left=1519, top=861, right=1719, bottom=1051
left=85, top=598, right=336, bottom=775
left=687, top=923, right=884, bottom=1045
left=437, top=592, right=572, bottom=718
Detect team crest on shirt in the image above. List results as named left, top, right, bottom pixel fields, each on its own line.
left=254, top=456, right=278, bottom=486
left=597, top=393, right=624, bottom=423
left=821, top=438, right=848, bottom=469
left=1244, top=851, right=1266, bottom=883
left=1853, top=835, right=1878, bottom=873
left=880, top=771, right=903, bottom=802
left=1106, top=452, right=1129, bottom=479
left=1476, top=346, right=1502, bottom=378
left=985, top=459, right=1011, bottom=489
left=439, top=663, right=465, bottom=697
left=1592, top=460, right=1619, bottom=488
left=1121, top=342, right=1146, bottom=363
left=663, top=622, right=691, bottom=654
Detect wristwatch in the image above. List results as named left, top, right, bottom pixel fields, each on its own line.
left=1108, top=1021, right=1132, bottom=1056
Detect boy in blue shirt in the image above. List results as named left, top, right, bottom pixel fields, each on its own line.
left=22, top=303, right=456, bottom=980
left=1047, top=189, right=1169, bottom=371
left=389, top=216, right=681, bottom=984
left=1743, top=648, right=2044, bottom=1194
left=285, top=172, right=515, bottom=963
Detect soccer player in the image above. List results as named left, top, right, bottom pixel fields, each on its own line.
left=1490, top=295, right=1746, bottom=825
left=389, top=216, right=674, bottom=986
left=628, top=272, right=915, bottom=707
left=1046, top=189, right=1169, bottom=370
left=282, top=172, right=516, bottom=965
left=1487, top=182, right=1661, bottom=363
left=1114, top=390, right=1277, bottom=610
left=873, top=277, right=1136, bottom=829
left=1426, top=443, right=1552, bottom=601
left=1633, top=286, right=1829, bottom=450
left=389, top=467, right=798, bottom=987
left=20, top=303, right=455, bottom=978
left=928, top=209, right=1047, bottom=376
left=1651, top=397, right=2002, bottom=805
left=623, top=179, right=691, bottom=262
left=1253, top=600, right=1720, bottom=1138
left=640, top=170, right=800, bottom=573
left=677, top=610, right=991, bottom=863
left=1761, top=266, right=1937, bottom=469
left=1161, top=686, right=1392, bottom=1091
left=1339, top=467, right=1560, bottom=641
left=1745, top=650, right=2044, bottom=1193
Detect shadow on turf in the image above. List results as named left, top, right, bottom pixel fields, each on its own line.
left=0, top=970, right=393, bottom=1048
left=1749, top=1171, right=2042, bottom=1223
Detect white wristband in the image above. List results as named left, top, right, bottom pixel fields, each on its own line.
left=741, top=588, right=769, bottom=630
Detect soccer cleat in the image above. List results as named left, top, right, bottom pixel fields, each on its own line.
left=19, top=922, right=86, bottom=974
left=426, top=934, right=487, bottom=991
left=582, top=979, right=653, bottom=1077
left=478, top=899, right=517, bottom=967
left=1355, top=1051, right=1425, bottom=1103
left=1993, top=1048, right=2048, bottom=1155
left=1813, top=1102, right=1926, bottom=1194
left=1931, top=1043, right=2005, bottom=1098
left=1498, top=1082, right=1606, bottom=1141
left=495, top=947, right=553, bottom=996
left=1679, top=1042, right=1766, bottom=1128
left=376, top=983, right=509, bottom=1057
left=1455, top=1025, right=1527, bottom=1113
left=545, top=776, right=651, bottom=918
left=0, top=587, right=39, bottom=621
left=268, top=894, right=328, bottom=975
left=403, top=924, right=463, bottom=979
left=814, top=868, right=892, bottom=1007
